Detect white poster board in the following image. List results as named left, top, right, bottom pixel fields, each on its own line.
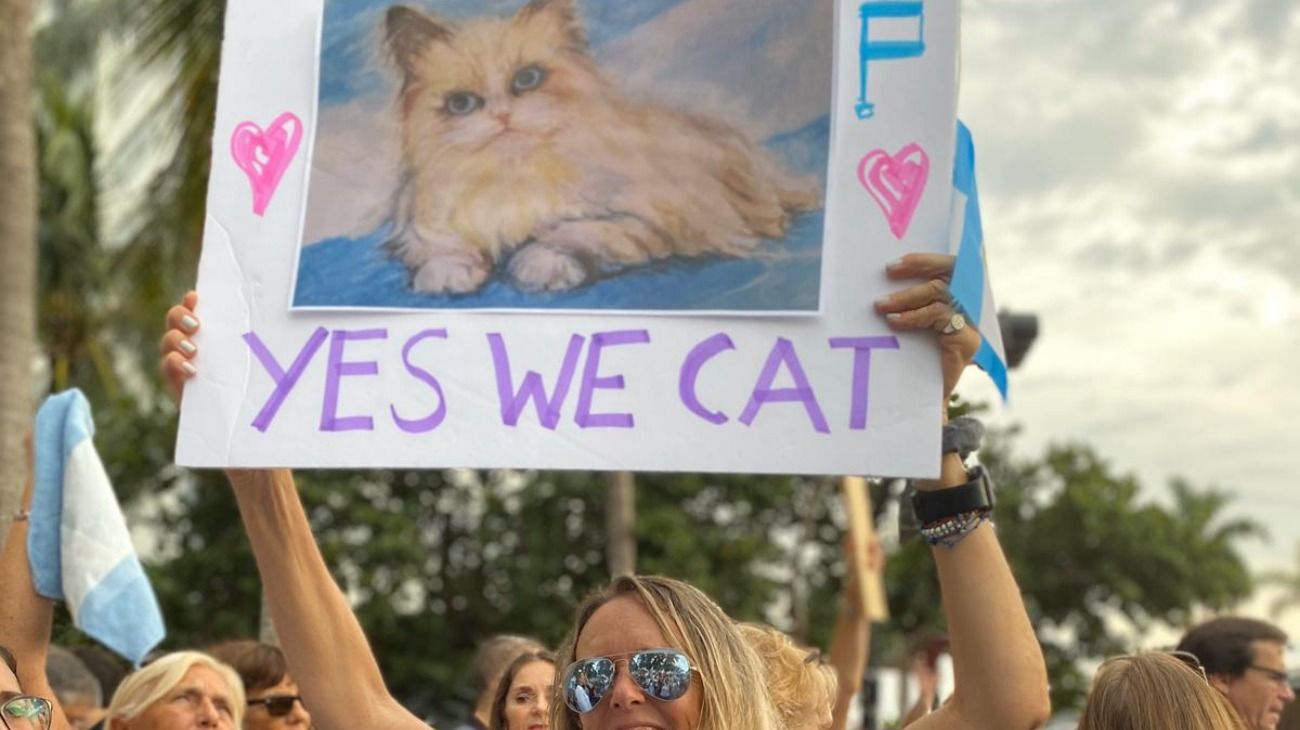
left=178, top=0, right=960, bottom=476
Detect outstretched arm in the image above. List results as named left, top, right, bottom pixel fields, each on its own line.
left=226, top=469, right=427, bottom=729
left=876, top=255, right=1050, bottom=730
left=0, top=434, right=72, bottom=730
left=899, top=653, right=939, bottom=727
left=162, top=295, right=430, bottom=730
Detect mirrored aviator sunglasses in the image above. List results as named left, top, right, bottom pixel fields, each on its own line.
left=1, top=696, right=53, bottom=730
left=562, top=649, right=694, bottom=714
left=248, top=695, right=304, bottom=718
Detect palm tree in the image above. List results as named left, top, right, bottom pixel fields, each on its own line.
left=107, top=0, right=225, bottom=352
left=0, top=0, right=39, bottom=551
left=1261, top=542, right=1300, bottom=620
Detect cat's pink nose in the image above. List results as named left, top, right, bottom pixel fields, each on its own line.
left=493, top=111, right=512, bottom=126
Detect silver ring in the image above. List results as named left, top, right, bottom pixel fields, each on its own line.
left=941, top=313, right=966, bottom=335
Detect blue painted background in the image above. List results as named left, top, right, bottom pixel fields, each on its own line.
left=299, top=0, right=829, bottom=312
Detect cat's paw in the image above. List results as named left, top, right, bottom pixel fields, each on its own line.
left=411, top=254, right=491, bottom=295
left=507, top=246, right=589, bottom=292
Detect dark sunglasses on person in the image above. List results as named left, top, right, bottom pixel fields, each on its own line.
left=1, top=695, right=53, bottom=730
left=247, top=695, right=305, bottom=717
left=562, top=649, right=694, bottom=713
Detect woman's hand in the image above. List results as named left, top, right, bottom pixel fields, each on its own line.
left=874, top=254, right=981, bottom=414
left=159, top=291, right=200, bottom=405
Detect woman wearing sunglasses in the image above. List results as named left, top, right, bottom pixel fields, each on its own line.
left=160, top=252, right=1049, bottom=730
left=488, top=651, right=555, bottom=730
left=207, top=642, right=312, bottom=730
left=0, top=646, right=56, bottom=730
left=0, top=437, right=74, bottom=730
left=554, top=576, right=783, bottom=730
left=1079, top=652, right=1248, bottom=730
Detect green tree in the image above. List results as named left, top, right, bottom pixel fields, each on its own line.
left=883, top=430, right=1263, bottom=711
left=139, top=466, right=839, bottom=720
left=1260, top=542, right=1300, bottom=620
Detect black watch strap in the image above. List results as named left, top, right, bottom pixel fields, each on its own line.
left=910, top=466, right=994, bottom=525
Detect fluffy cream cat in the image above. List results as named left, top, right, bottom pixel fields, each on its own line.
left=383, top=0, right=819, bottom=294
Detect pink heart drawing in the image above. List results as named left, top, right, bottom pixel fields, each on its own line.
left=230, top=112, right=304, bottom=217
left=857, top=143, right=931, bottom=240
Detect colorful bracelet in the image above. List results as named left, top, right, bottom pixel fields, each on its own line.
left=919, top=509, right=990, bottom=548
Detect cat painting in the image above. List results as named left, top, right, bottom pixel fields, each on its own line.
left=382, top=0, right=820, bottom=295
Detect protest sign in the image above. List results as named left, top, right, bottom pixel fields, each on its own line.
left=178, top=0, right=960, bottom=476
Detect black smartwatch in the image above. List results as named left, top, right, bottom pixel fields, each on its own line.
left=910, top=466, right=994, bottom=526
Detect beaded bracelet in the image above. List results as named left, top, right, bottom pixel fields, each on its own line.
left=919, top=509, right=990, bottom=548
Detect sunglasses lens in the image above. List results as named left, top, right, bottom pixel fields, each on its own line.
left=2, top=697, right=52, bottom=730
left=266, top=697, right=297, bottom=717
left=564, top=658, right=615, bottom=713
left=629, top=651, right=692, bottom=701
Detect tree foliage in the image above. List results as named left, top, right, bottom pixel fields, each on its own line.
left=884, top=429, right=1262, bottom=709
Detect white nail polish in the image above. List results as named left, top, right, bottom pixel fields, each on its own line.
left=887, top=257, right=906, bottom=269
left=885, top=313, right=903, bottom=321
left=181, top=362, right=197, bottom=375
left=181, top=315, right=199, bottom=331
left=179, top=340, right=197, bottom=355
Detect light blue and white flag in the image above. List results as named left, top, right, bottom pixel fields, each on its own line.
left=29, top=389, right=165, bottom=665
left=947, top=121, right=1010, bottom=399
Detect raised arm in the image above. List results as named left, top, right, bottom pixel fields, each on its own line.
left=162, top=296, right=429, bottom=730
left=875, top=255, right=1050, bottom=730
left=0, top=433, right=73, bottom=730
left=826, top=535, right=879, bottom=730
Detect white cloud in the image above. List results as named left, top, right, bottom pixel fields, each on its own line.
left=956, top=0, right=1300, bottom=576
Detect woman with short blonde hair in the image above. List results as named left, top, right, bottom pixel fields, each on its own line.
left=107, top=651, right=245, bottom=730
left=1079, top=652, right=1248, bottom=730
left=550, top=575, right=782, bottom=730
left=739, top=623, right=838, bottom=730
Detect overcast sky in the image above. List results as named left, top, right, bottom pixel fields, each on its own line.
left=952, top=0, right=1300, bottom=636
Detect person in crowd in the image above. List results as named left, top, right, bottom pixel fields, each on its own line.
left=160, top=252, right=1051, bottom=730
left=738, top=623, right=837, bottom=730
left=104, top=651, right=244, bottom=730
left=1078, top=652, right=1248, bottom=730
left=488, top=650, right=554, bottom=730
left=0, top=435, right=72, bottom=730
left=1178, top=617, right=1296, bottom=730
left=46, top=648, right=103, bottom=730
left=0, top=645, right=56, bottom=730
left=738, top=533, right=882, bottom=730
left=552, top=575, right=782, bottom=729
left=899, top=639, right=944, bottom=728
left=66, top=647, right=127, bottom=729
left=1279, top=684, right=1300, bottom=730
left=456, top=636, right=547, bottom=730
left=206, top=642, right=311, bottom=729
left=823, top=533, right=883, bottom=730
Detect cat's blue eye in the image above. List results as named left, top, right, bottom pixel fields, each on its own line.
left=444, top=92, right=483, bottom=116
left=511, top=65, right=546, bottom=95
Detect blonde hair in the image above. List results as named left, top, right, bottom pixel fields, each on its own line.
left=107, top=651, right=245, bottom=728
left=738, top=623, right=837, bottom=730
left=551, top=575, right=782, bottom=730
left=1079, top=653, right=1248, bottom=730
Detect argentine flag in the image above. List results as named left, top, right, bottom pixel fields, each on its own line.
left=29, top=390, right=165, bottom=665
left=948, top=121, right=1010, bottom=399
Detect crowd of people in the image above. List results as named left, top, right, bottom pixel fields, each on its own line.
left=1, top=253, right=1294, bottom=730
